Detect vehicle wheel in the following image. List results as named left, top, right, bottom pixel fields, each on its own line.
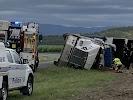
left=0, top=82, right=8, bottom=100
left=21, top=76, right=33, bottom=96
left=98, top=64, right=104, bottom=69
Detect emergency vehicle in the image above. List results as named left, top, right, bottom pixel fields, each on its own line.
left=0, top=20, right=40, bottom=72
left=0, top=42, right=34, bottom=100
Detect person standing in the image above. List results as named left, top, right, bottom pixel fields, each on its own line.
left=122, top=49, right=130, bottom=70
left=130, top=51, right=133, bottom=68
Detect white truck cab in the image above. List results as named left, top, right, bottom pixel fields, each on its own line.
left=0, top=42, right=34, bottom=100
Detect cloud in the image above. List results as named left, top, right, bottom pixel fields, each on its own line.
left=0, top=0, right=133, bottom=27
left=0, top=10, right=18, bottom=15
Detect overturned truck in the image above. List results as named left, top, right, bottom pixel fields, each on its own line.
left=55, top=34, right=133, bottom=70
left=55, top=34, right=107, bottom=70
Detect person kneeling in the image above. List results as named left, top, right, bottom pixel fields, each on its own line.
left=113, top=58, right=122, bottom=73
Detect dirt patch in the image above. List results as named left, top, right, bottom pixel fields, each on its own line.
left=73, top=71, right=133, bottom=100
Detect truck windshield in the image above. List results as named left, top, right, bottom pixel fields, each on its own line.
left=9, top=28, right=21, bottom=39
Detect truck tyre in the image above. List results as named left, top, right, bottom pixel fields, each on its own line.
left=21, top=76, right=33, bottom=96
left=0, top=82, right=8, bottom=100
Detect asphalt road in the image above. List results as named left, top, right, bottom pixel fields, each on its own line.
left=38, top=53, right=60, bottom=68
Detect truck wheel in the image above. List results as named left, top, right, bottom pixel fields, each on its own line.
left=21, top=76, right=33, bottom=96
left=0, top=82, right=8, bottom=100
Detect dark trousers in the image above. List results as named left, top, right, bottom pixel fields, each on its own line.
left=117, top=65, right=122, bottom=70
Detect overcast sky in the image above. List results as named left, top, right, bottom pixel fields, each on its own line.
left=0, top=0, right=133, bottom=27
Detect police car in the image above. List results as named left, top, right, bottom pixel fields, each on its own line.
left=0, top=42, right=34, bottom=100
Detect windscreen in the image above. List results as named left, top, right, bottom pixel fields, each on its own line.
left=9, top=28, right=21, bottom=39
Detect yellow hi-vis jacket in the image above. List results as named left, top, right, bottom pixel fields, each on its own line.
left=113, top=58, right=122, bottom=66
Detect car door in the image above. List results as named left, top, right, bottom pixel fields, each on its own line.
left=6, top=50, right=26, bottom=89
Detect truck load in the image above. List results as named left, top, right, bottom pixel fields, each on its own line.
left=105, top=37, right=133, bottom=66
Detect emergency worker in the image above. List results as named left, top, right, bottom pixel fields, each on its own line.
left=122, top=49, right=130, bottom=70
left=130, top=51, right=133, bottom=67
left=113, top=58, right=122, bottom=72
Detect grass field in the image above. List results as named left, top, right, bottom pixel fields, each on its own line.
left=38, top=45, right=63, bottom=53
left=8, top=67, right=116, bottom=100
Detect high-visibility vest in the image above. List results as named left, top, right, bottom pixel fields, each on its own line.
left=113, top=58, right=122, bottom=66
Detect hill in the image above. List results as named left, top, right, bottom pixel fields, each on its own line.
left=39, top=24, right=109, bottom=35
left=97, top=26, right=133, bottom=39
left=39, top=26, right=133, bottom=45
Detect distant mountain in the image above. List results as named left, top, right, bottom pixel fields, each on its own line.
left=39, top=24, right=109, bottom=35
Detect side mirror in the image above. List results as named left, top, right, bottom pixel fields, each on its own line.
left=5, top=42, right=10, bottom=48
left=39, top=34, right=43, bottom=43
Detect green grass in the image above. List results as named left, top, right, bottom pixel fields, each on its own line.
left=38, top=45, right=63, bottom=53
left=8, top=67, right=116, bottom=100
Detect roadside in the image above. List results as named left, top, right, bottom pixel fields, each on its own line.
left=8, top=67, right=116, bottom=100
left=38, top=53, right=60, bottom=68
left=73, top=70, right=133, bottom=100
left=7, top=52, right=133, bottom=100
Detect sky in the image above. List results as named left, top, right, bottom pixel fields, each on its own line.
left=0, top=0, right=133, bottom=27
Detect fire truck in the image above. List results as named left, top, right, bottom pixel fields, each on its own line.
left=0, top=20, right=40, bottom=72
